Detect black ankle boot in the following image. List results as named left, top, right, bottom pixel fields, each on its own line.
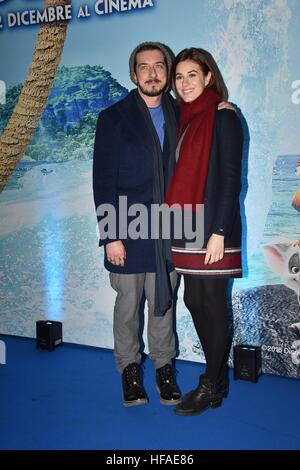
left=174, top=377, right=222, bottom=416
left=122, top=362, right=148, bottom=407
left=218, top=364, right=229, bottom=398
left=156, top=364, right=181, bottom=405
left=198, top=365, right=229, bottom=399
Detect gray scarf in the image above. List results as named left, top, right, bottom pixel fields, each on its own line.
left=134, top=90, right=178, bottom=316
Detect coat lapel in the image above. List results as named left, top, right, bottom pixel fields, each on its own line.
left=118, top=90, right=154, bottom=155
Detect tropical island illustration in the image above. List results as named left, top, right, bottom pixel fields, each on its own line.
left=0, top=65, right=128, bottom=171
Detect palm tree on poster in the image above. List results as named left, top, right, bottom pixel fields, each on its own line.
left=0, top=0, right=71, bottom=192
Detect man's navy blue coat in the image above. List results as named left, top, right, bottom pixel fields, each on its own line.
left=93, top=89, right=178, bottom=273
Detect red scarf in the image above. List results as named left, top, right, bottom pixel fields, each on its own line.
left=165, top=88, right=219, bottom=209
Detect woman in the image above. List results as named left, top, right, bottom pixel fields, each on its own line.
left=165, top=48, right=243, bottom=416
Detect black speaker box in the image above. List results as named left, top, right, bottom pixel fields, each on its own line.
left=36, top=320, right=63, bottom=351
left=233, top=344, right=262, bottom=382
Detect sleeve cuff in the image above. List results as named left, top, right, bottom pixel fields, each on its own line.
left=212, top=227, right=226, bottom=236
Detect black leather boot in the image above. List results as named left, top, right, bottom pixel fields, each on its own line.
left=174, top=377, right=222, bottom=416
left=198, top=365, right=229, bottom=399
left=218, top=364, right=229, bottom=398
left=156, top=364, right=181, bottom=405
left=122, top=362, right=148, bottom=407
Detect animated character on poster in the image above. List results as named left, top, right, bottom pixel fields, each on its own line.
left=263, top=240, right=300, bottom=334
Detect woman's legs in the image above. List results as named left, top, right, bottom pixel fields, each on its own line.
left=174, top=276, right=229, bottom=415
left=183, top=275, right=229, bottom=382
left=183, top=276, right=209, bottom=361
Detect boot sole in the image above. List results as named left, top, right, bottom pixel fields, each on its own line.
left=174, top=400, right=222, bottom=416
left=123, top=397, right=148, bottom=407
left=156, top=385, right=181, bottom=406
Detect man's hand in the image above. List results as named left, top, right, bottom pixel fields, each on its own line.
left=217, top=101, right=235, bottom=111
left=204, top=234, right=225, bottom=265
left=106, top=241, right=126, bottom=267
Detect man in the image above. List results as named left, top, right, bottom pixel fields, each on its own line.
left=93, top=42, right=181, bottom=407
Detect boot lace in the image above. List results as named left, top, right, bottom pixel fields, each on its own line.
left=159, top=364, right=175, bottom=384
left=124, top=363, right=141, bottom=387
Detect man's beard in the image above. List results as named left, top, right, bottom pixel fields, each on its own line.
left=137, top=79, right=167, bottom=97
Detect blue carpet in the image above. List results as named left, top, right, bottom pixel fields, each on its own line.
left=0, top=334, right=299, bottom=450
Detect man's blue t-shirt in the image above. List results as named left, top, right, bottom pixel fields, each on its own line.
left=149, top=104, right=165, bottom=149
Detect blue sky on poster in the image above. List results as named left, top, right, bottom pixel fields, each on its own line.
left=0, top=1, right=299, bottom=124
left=0, top=0, right=299, bottom=88
left=0, top=0, right=220, bottom=89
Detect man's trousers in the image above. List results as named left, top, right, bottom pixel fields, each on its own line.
left=109, top=271, right=178, bottom=373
